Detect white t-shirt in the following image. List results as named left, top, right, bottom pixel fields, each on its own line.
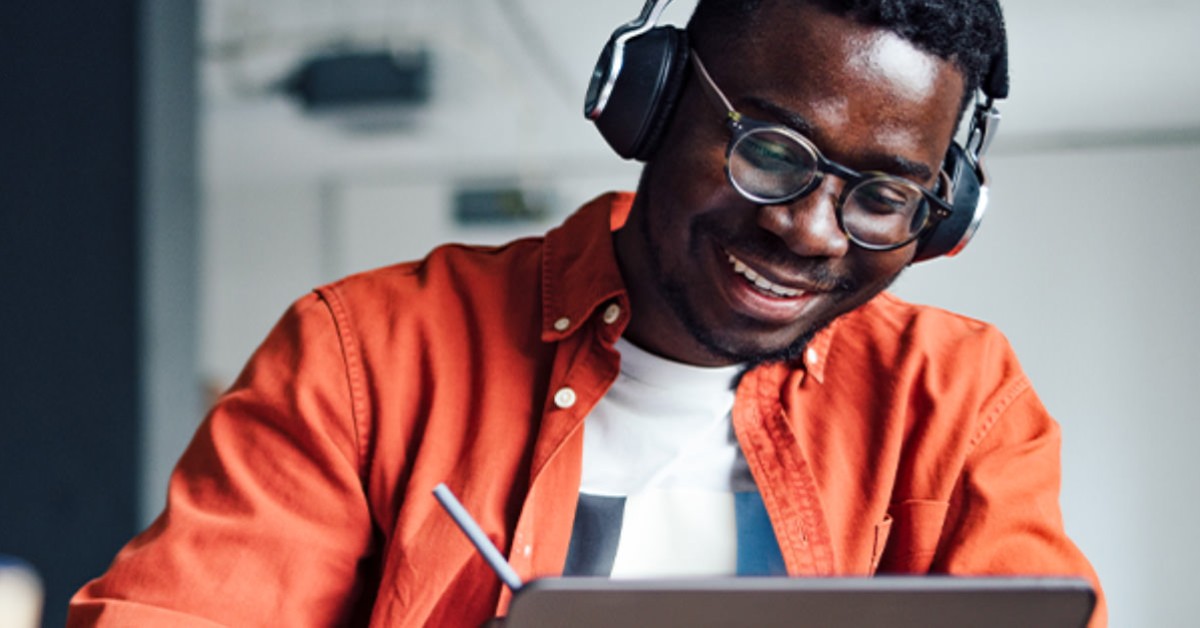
left=564, top=337, right=785, bottom=578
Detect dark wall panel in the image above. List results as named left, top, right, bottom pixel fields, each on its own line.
left=1, top=2, right=141, bottom=625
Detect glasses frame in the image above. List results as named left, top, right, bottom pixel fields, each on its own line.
left=689, top=50, right=956, bottom=251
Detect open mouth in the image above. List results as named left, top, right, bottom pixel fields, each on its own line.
left=726, top=253, right=803, bottom=298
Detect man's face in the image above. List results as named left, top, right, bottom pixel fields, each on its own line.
left=615, top=1, right=966, bottom=366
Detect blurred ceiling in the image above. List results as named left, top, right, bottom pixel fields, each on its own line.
left=200, top=0, right=1200, bottom=186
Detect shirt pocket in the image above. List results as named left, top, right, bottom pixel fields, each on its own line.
left=874, top=499, right=949, bottom=574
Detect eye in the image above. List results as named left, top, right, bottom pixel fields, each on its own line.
left=850, top=180, right=917, bottom=216
left=737, top=132, right=805, bottom=172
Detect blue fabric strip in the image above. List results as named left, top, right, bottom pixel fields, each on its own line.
left=735, top=491, right=787, bottom=576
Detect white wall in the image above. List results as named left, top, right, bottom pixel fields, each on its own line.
left=192, top=1, right=1200, bottom=626
left=894, top=144, right=1200, bottom=627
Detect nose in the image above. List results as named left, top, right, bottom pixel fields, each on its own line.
left=755, top=177, right=850, bottom=258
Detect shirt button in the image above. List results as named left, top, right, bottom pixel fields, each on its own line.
left=553, top=317, right=570, bottom=332
left=602, top=303, right=622, bottom=325
left=523, top=544, right=533, bottom=558
left=554, top=387, right=577, bottom=409
left=805, top=347, right=819, bottom=365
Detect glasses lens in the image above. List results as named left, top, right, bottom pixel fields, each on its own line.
left=728, top=128, right=818, bottom=202
left=842, top=178, right=929, bottom=247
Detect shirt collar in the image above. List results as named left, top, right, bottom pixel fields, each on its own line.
left=540, top=192, right=633, bottom=342
left=801, top=321, right=836, bottom=384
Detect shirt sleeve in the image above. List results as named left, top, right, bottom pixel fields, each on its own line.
left=931, top=381, right=1108, bottom=628
left=68, top=292, right=377, bottom=627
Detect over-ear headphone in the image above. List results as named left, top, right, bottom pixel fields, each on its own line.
left=584, top=0, right=1010, bottom=262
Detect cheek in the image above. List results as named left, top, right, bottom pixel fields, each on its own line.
left=850, top=247, right=914, bottom=292
left=644, top=148, right=738, bottom=247
left=652, top=93, right=731, bottom=193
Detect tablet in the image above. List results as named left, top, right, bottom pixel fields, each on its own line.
left=504, top=576, right=1095, bottom=628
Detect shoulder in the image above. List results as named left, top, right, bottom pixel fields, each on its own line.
left=828, top=292, right=1026, bottom=398
left=840, top=292, right=1014, bottom=357
left=818, top=296, right=1043, bottom=470
left=328, top=237, right=544, bottom=295
left=312, top=237, right=546, bottom=325
left=850, top=292, right=994, bottom=335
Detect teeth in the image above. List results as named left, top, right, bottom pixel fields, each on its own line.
left=727, top=254, right=802, bottom=298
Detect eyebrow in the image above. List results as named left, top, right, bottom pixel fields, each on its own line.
left=743, top=96, right=936, bottom=182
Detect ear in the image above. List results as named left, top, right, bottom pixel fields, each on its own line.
left=588, top=27, right=691, bottom=161
left=912, top=143, right=987, bottom=262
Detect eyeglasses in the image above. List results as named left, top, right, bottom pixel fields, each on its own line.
left=690, top=51, right=954, bottom=251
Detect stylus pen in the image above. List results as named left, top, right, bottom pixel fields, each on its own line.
left=432, top=483, right=524, bottom=592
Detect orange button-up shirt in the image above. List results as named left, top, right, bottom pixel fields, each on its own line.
left=69, top=192, right=1105, bottom=627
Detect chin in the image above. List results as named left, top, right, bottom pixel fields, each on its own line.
left=672, top=286, right=828, bottom=365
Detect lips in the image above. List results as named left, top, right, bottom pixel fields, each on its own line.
left=716, top=248, right=826, bottom=324
left=725, top=250, right=830, bottom=298
left=727, top=253, right=803, bottom=297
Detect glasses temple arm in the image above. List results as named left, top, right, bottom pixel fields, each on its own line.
left=690, top=51, right=741, bottom=123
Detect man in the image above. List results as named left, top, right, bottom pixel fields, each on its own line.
left=69, top=0, right=1106, bottom=626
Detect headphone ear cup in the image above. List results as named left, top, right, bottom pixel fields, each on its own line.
left=913, top=142, right=986, bottom=262
left=591, top=27, right=690, bottom=161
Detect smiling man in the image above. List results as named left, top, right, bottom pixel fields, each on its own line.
left=617, top=4, right=963, bottom=366
left=70, top=1, right=1105, bottom=626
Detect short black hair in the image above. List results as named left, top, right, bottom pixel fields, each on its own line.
left=687, top=0, right=1008, bottom=112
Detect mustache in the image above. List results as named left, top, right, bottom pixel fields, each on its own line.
left=692, top=213, right=859, bottom=293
